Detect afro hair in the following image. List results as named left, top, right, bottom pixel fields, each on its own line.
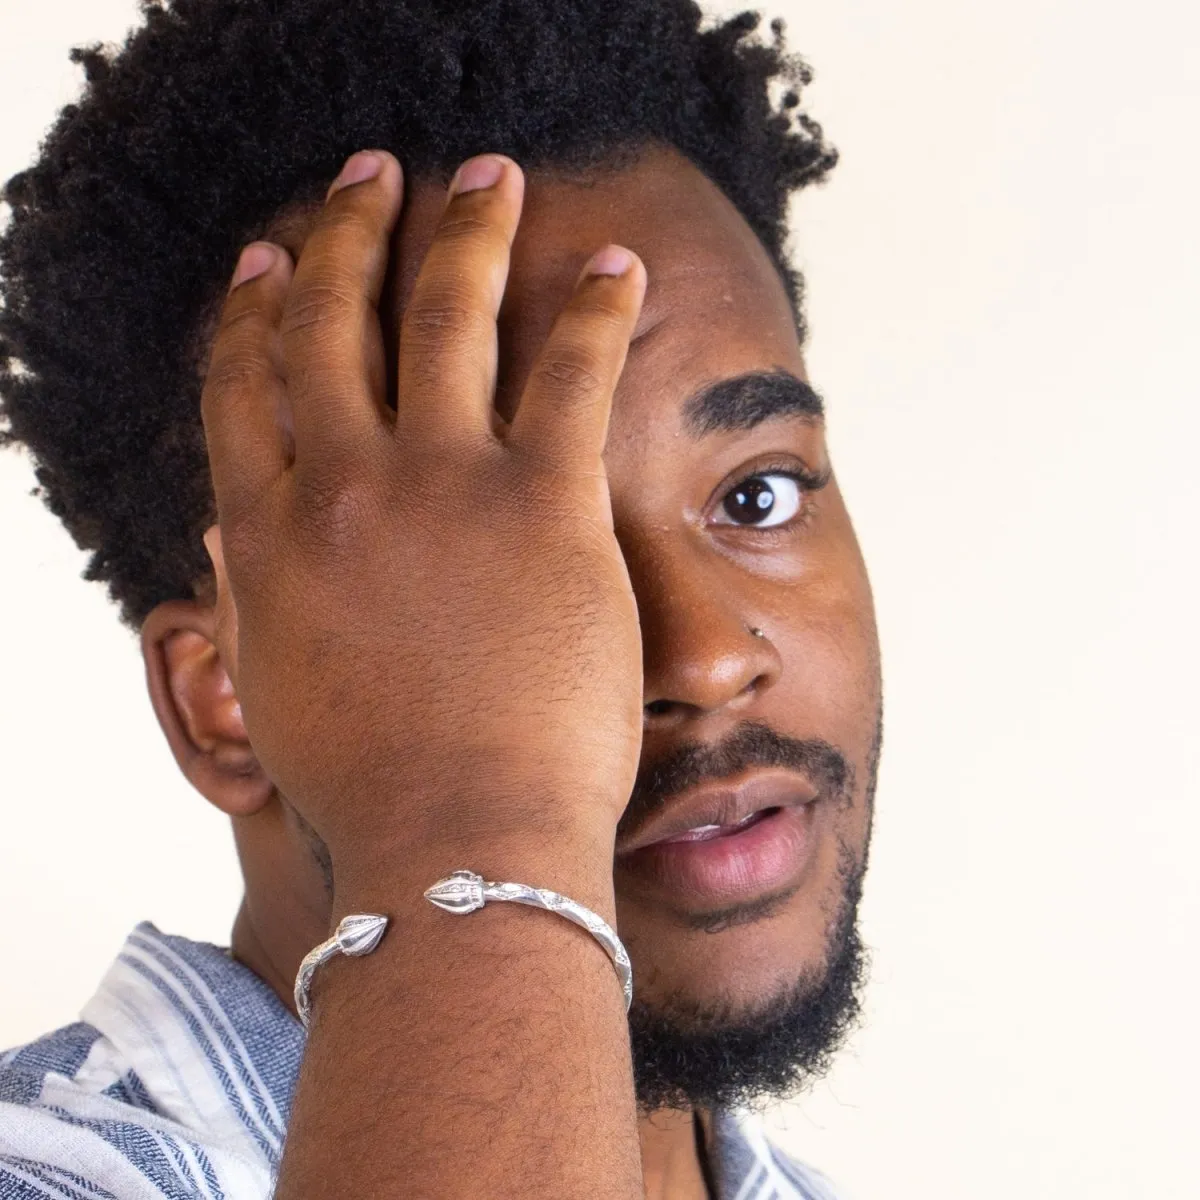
left=0, top=0, right=836, bottom=628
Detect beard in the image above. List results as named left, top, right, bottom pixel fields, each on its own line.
left=623, top=709, right=882, bottom=1115
left=626, top=835, right=869, bottom=1114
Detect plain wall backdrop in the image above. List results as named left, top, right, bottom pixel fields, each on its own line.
left=1, top=1, right=1197, bottom=1196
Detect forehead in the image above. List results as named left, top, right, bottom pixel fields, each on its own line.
left=274, top=144, right=806, bottom=427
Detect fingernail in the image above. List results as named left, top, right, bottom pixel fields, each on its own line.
left=230, top=243, right=276, bottom=290
left=328, top=150, right=383, bottom=198
left=449, top=155, right=505, bottom=196
left=585, top=245, right=634, bottom=277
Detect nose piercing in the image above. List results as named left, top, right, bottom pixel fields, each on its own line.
left=748, top=625, right=766, bottom=639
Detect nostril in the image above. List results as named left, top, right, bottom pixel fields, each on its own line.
left=742, top=674, right=768, bottom=698
left=645, top=699, right=673, bottom=717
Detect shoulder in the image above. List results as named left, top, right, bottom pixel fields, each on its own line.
left=1, top=1019, right=152, bottom=1197
left=0, top=1011, right=271, bottom=1198
left=0, top=921, right=303, bottom=1199
left=2, top=1012, right=174, bottom=1124
left=1, top=1021, right=107, bottom=1106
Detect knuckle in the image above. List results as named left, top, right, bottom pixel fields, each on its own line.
left=533, top=350, right=603, bottom=398
left=403, top=295, right=489, bottom=343
left=216, top=494, right=278, bottom=588
left=220, top=300, right=273, bottom=338
left=281, top=281, right=360, bottom=340
left=204, top=347, right=269, bottom=397
left=569, top=297, right=630, bottom=334
left=435, top=212, right=500, bottom=247
left=220, top=509, right=270, bottom=576
left=291, top=471, right=376, bottom=555
left=318, top=204, right=374, bottom=238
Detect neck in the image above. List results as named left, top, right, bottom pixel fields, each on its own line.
left=639, top=1107, right=714, bottom=1200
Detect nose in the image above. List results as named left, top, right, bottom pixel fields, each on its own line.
left=632, top=543, right=782, bottom=728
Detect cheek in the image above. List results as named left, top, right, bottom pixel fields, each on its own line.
left=793, top=497, right=878, bottom=704
left=769, top=545, right=880, bottom=793
left=778, top=612, right=877, bottom=745
left=775, top=525, right=877, bottom=696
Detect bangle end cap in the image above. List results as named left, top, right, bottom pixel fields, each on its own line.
left=334, top=913, right=390, bottom=956
left=425, top=869, right=487, bottom=914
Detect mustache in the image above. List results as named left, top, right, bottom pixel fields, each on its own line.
left=618, top=721, right=854, bottom=841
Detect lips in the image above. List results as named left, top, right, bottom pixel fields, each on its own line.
left=616, top=771, right=818, bottom=854
left=615, top=771, right=823, bottom=907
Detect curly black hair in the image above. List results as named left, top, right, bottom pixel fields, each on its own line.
left=0, top=0, right=836, bottom=629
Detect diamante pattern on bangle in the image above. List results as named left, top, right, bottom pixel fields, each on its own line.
left=424, top=869, right=633, bottom=1011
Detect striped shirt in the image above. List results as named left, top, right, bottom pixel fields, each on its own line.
left=0, top=923, right=841, bottom=1199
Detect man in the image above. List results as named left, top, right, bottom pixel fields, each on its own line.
left=0, top=1, right=880, bottom=1196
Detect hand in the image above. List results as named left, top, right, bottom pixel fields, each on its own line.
left=200, top=151, right=647, bottom=884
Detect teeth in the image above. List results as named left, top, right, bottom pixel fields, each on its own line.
left=649, top=807, right=779, bottom=847
left=668, top=824, right=725, bottom=843
left=669, top=812, right=765, bottom=843
left=688, top=813, right=758, bottom=835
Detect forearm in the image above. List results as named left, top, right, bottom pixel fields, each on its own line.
left=274, top=842, right=642, bottom=1199
left=202, top=152, right=651, bottom=1198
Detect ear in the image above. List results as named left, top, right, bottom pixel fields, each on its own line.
left=141, top=599, right=273, bottom=817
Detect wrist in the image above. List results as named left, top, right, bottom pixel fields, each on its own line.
left=308, top=841, right=628, bottom=1029
left=303, top=874, right=633, bottom=1048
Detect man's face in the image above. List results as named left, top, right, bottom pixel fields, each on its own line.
left=264, top=144, right=880, bottom=1108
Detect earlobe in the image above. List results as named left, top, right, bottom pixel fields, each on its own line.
left=141, top=599, right=274, bottom=817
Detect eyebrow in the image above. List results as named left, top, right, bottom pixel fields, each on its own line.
left=681, top=369, right=825, bottom=438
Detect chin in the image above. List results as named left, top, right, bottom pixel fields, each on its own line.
left=628, top=898, right=836, bottom=1018
left=625, top=896, right=868, bottom=1113
left=619, top=832, right=868, bottom=1112
left=616, top=828, right=855, bottom=1018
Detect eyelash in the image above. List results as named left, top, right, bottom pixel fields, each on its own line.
left=713, top=459, right=829, bottom=535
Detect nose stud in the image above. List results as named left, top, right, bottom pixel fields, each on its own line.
left=747, top=625, right=766, bottom=639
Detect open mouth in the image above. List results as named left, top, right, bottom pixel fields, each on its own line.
left=618, top=802, right=819, bottom=907
left=648, top=806, right=781, bottom=845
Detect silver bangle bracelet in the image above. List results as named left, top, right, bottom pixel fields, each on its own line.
left=424, top=870, right=632, bottom=1011
left=294, top=912, right=390, bottom=1028
left=293, top=871, right=632, bottom=1029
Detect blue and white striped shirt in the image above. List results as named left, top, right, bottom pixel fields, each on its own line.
left=0, top=923, right=841, bottom=1199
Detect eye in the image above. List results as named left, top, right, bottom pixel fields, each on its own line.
left=716, top=472, right=804, bottom=528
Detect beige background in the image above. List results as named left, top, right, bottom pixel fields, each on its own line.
left=2, top=1, right=1197, bottom=1196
